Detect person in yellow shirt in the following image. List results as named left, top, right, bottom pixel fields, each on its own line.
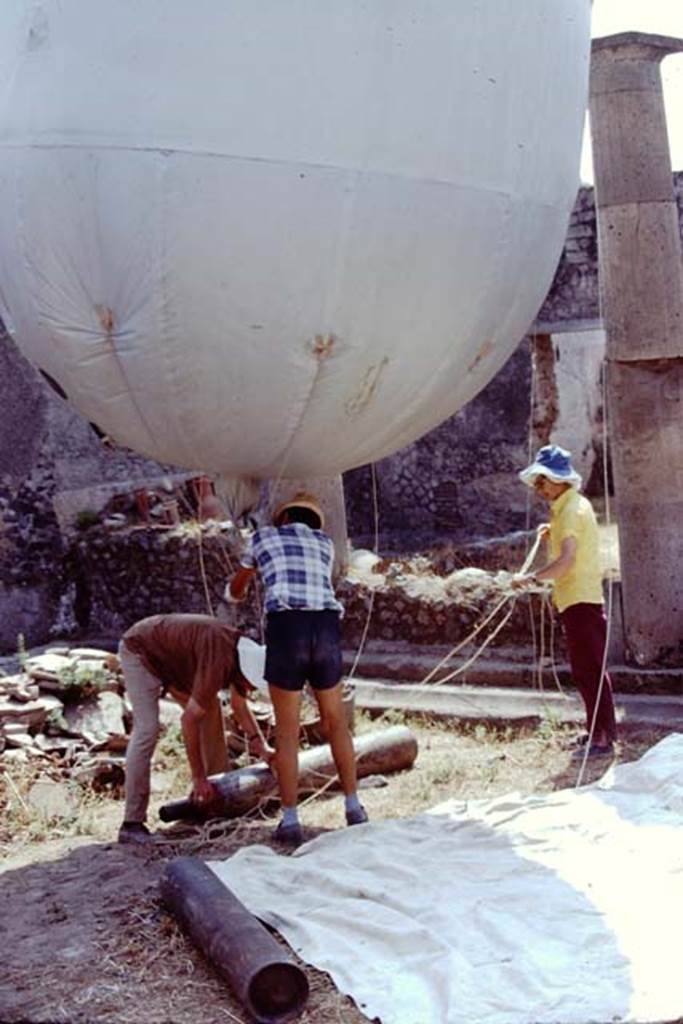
left=514, top=445, right=617, bottom=757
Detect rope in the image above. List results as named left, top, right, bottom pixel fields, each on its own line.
left=418, top=592, right=511, bottom=686
left=414, top=529, right=543, bottom=689
left=544, top=591, right=567, bottom=696
left=196, top=526, right=214, bottom=617
left=526, top=339, right=540, bottom=669
left=535, top=590, right=546, bottom=693
left=427, top=599, right=518, bottom=686
left=346, top=462, right=379, bottom=682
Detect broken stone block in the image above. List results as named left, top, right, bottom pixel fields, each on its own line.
left=3, top=721, right=32, bottom=737
left=31, top=654, right=119, bottom=699
left=0, top=674, right=40, bottom=702
left=71, top=756, right=125, bottom=791
left=64, top=691, right=127, bottom=747
left=18, top=682, right=40, bottom=702
left=34, top=734, right=80, bottom=756
left=3, top=748, right=29, bottom=764
left=0, top=693, right=64, bottom=731
left=69, top=647, right=115, bottom=660
left=4, top=729, right=39, bottom=751
left=24, top=652, right=73, bottom=680
left=1, top=722, right=34, bottom=751
left=28, top=778, right=76, bottom=818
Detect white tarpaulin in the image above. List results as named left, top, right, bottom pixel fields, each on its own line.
left=210, top=734, right=683, bottom=1024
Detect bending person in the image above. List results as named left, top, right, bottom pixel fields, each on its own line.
left=117, top=613, right=273, bottom=845
left=228, top=492, right=368, bottom=846
left=513, top=445, right=617, bottom=757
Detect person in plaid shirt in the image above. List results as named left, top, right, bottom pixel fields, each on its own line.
left=228, top=492, right=368, bottom=846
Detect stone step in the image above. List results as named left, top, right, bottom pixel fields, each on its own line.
left=351, top=678, right=683, bottom=730
left=343, top=646, right=683, bottom=696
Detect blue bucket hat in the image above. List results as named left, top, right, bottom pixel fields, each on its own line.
left=519, top=444, right=582, bottom=489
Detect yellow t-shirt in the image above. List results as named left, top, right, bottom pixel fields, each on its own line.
left=549, top=488, right=603, bottom=613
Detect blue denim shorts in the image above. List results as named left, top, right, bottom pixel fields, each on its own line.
left=265, top=610, right=342, bottom=691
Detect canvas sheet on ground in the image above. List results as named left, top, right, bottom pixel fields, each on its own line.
left=209, top=734, right=683, bottom=1024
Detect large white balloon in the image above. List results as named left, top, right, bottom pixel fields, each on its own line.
left=0, top=1, right=590, bottom=479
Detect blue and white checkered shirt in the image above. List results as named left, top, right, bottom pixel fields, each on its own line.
left=241, top=523, right=343, bottom=615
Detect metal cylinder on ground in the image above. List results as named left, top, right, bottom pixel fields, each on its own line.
left=159, top=724, right=418, bottom=823
left=161, top=856, right=309, bottom=1023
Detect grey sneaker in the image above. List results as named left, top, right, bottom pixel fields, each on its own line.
left=274, top=820, right=303, bottom=847
left=118, top=822, right=156, bottom=846
left=345, top=805, right=369, bottom=827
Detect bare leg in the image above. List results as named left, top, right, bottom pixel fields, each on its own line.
left=268, top=685, right=302, bottom=808
left=313, top=683, right=357, bottom=796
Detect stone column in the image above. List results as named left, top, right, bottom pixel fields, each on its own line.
left=589, top=33, right=683, bottom=665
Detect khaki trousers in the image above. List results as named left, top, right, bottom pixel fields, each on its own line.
left=120, top=641, right=229, bottom=823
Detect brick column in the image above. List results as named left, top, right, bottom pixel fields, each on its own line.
left=590, top=33, right=683, bottom=665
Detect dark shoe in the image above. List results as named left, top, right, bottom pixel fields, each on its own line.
left=345, top=804, right=369, bottom=827
left=274, top=820, right=303, bottom=847
left=118, top=822, right=156, bottom=846
left=572, top=742, right=614, bottom=761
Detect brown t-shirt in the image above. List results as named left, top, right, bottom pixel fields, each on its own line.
left=122, top=614, right=245, bottom=708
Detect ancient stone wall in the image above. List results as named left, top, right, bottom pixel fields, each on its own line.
left=65, top=525, right=245, bottom=639
left=0, top=333, right=184, bottom=652
left=8, top=522, right=539, bottom=655
left=344, top=343, right=534, bottom=547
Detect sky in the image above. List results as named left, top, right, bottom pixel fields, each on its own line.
left=581, top=0, right=683, bottom=181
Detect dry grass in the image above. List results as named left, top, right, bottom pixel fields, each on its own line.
left=0, top=715, right=680, bottom=1024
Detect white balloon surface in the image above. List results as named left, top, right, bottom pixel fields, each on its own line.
left=0, top=1, right=590, bottom=478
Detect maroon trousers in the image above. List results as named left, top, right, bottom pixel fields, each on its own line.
left=560, top=602, right=617, bottom=742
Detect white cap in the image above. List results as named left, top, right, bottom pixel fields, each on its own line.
left=237, top=636, right=269, bottom=695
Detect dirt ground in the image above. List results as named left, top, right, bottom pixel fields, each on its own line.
left=0, top=715, right=680, bottom=1024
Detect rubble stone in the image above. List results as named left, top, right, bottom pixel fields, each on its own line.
left=0, top=693, right=64, bottom=731
left=28, top=778, right=76, bottom=818
left=64, top=691, right=127, bottom=747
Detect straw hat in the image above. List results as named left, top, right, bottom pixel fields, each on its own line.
left=272, top=491, right=325, bottom=528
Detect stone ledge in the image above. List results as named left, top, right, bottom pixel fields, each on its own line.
left=344, top=647, right=683, bottom=696
left=352, top=678, right=683, bottom=729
